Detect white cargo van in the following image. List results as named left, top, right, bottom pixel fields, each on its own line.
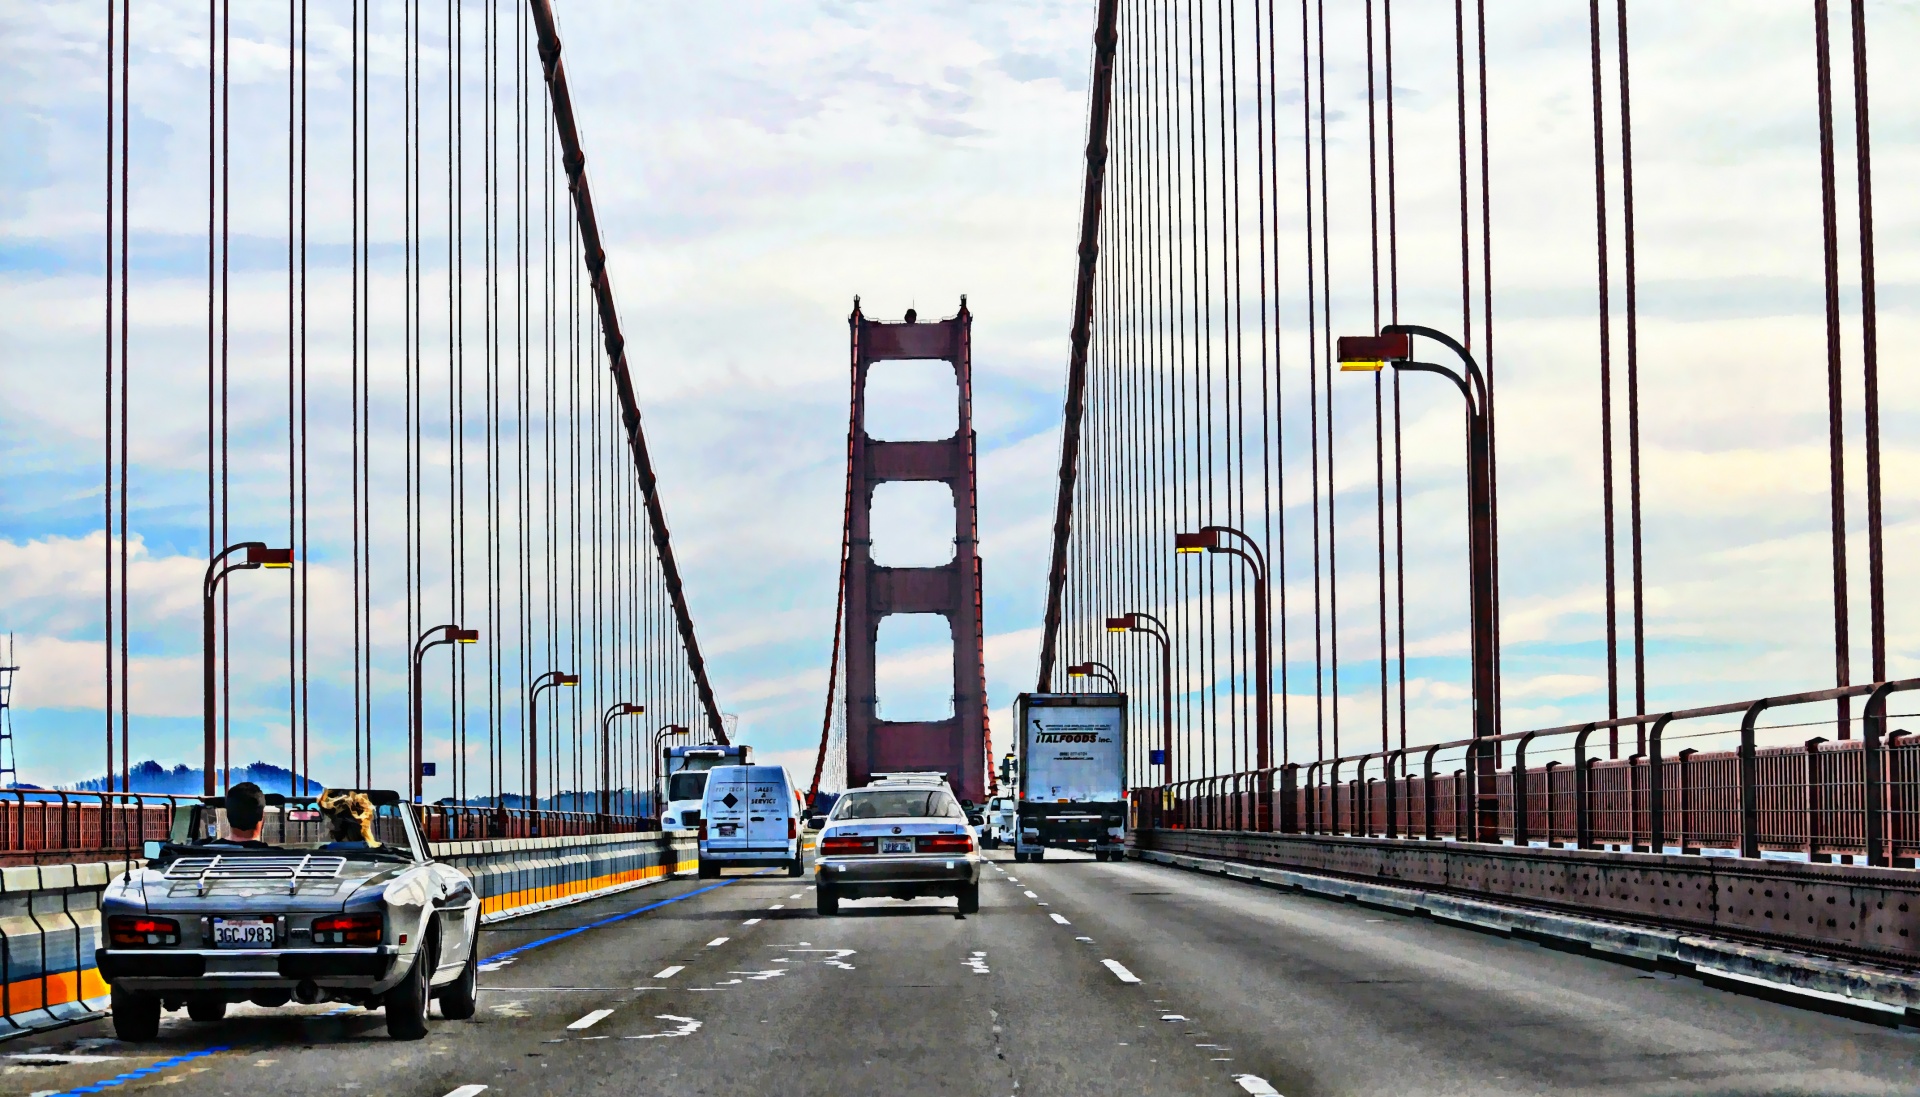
left=698, top=765, right=803, bottom=878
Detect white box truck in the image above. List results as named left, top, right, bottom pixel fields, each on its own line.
left=1012, top=692, right=1127, bottom=862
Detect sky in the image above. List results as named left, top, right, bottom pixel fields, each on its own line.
left=2, top=1, right=1918, bottom=792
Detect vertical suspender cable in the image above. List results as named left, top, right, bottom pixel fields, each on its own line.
left=1814, top=0, right=1852, bottom=739
left=1588, top=0, right=1620, bottom=755
left=1849, top=0, right=1883, bottom=684
left=1615, top=0, right=1647, bottom=752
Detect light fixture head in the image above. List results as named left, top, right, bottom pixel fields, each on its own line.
left=1174, top=530, right=1216, bottom=554
left=558, top=673, right=580, bottom=687
left=1336, top=332, right=1410, bottom=372
left=1105, top=615, right=1133, bottom=632
left=1066, top=663, right=1090, bottom=677
left=449, top=626, right=480, bottom=643
left=248, top=545, right=295, bottom=568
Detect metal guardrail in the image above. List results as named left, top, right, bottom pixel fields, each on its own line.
left=1135, top=679, right=1920, bottom=868
left=0, top=792, right=656, bottom=865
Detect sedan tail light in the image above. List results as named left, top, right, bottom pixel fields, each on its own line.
left=311, top=912, right=383, bottom=946
left=819, top=835, right=877, bottom=856
left=916, top=834, right=974, bottom=854
left=107, top=915, right=180, bottom=947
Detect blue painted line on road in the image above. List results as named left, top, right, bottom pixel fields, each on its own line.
left=481, top=871, right=770, bottom=967
left=45, top=1045, right=230, bottom=1095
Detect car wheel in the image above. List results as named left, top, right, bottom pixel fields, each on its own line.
left=436, top=940, right=479, bottom=1021
left=186, top=995, right=226, bottom=1022
left=110, top=985, right=161, bottom=1041
left=1032, top=848, right=1046, bottom=862
left=957, top=882, right=980, bottom=915
left=787, top=856, right=804, bottom=878
left=698, top=859, right=719, bottom=880
left=384, top=940, right=434, bottom=1041
left=816, top=885, right=840, bottom=916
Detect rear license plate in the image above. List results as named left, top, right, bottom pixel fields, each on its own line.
left=881, top=838, right=913, bottom=854
left=212, top=918, right=274, bottom=949
left=717, top=823, right=738, bottom=837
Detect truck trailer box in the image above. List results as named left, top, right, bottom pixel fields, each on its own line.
left=1013, top=692, right=1127, bottom=861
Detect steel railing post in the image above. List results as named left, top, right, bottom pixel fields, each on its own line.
left=1739, top=700, right=1768, bottom=858
left=1646, top=714, right=1674, bottom=854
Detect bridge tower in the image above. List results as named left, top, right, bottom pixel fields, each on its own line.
left=843, top=299, right=988, bottom=803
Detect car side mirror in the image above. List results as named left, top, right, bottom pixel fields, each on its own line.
left=805, top=816, right=826, bottom=830
left=142, top=840, right=164, bottom=860
left=966, top=812, right=985, bottom=827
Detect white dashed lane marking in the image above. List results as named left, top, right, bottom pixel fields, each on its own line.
left=742, top=918, right=762, bottom=925
left=653, top=965, right=684, bottom=979
left=769, top=904, right=784, bottom=909
left=1102, top=959, right=1141, bottom=984
left=1235, top=1074, right=1282, bottom=1095
left=1023, top=890, right=1038, bottom=899
left=707, top=937, right=730, bottom=947
left=442, top=1087, right=489, bottom=1097
left=568, top=1008, right=615, bottom=1031
left=1050, top=913, right=1071, bottom=925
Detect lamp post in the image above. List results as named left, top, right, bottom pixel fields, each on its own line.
left=202, top=542, right=292, bottom=795
left=1338, top=324, right=1497, bottom=839
left=600, top=702, right=644, bottom=816
left=1108, top=612, right=1174, bottom=783
left=1175, top=525, right=1271, bottom=829
left=652, top=723, right=691, bottom=820
left=411, top=625, right=478, bottom=804
left=527, top=671, right=579, bottom=807
left=1065, top=661, right=1122, bottom=692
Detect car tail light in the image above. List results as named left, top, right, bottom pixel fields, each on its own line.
left=107, top=915, right=180, bottom=947
left=916, top=833, right=974, bottom=854
left=310, top=913, right=382, bottom=946
left=820, top=835, right=876, bottom=856
left=788, top=817, right=796, bottom=840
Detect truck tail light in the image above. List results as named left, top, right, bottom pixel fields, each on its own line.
left=820, top=836, right=877, bottom=855
left=107, top=915, right=180, bottom=947
left=788, top=817, right=797, bottom=840
left=311, top=913, right=382, bottom=946
left=916, top=834, right=974, bottom=854
left=698, top=820, right=708, bottom=841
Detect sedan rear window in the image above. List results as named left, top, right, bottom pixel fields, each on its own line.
left=831, top=790, right=960, bottom=821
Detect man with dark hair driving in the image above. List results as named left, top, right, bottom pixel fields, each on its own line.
left=211, top=781, right=271, bottom=847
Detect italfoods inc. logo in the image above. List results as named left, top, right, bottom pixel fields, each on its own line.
left=1035, top=732, right=1106, bottom=744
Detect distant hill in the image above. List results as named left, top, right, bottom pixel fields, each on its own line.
left=68, top=759, right=324, bottom=796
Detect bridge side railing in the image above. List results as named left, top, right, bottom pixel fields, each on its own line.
left=1134, top=678, right=1920, bottom=868
left=0, top=791, right=656, bottom=865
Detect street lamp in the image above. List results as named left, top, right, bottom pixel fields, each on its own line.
left=652, top=723, right=691, bottom=820
left=202, top=542, right=292, bottom=795
left=1066, top=661, right=1122, bottom=692
left=1108, top=612, right=1174, bottom=782
left=527, top=671, right=579, bottom=807
left=600, top=702, right=644, bottom=816
left=1173, top=526, right=1271, bottom=780
left=1338, top=324, right=1496, bottom=838
left=411, top=625, right=478, bottom=804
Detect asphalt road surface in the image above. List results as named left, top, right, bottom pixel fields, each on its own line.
left=5, top=851, right=1915, bottom=1096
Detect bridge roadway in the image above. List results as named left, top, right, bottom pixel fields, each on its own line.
left=6, top=852, right=1914, bottom=1096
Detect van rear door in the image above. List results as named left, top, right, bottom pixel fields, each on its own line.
left=704, top=767, right=750, bottom=850
left=745, top=767, right=792, bottom=851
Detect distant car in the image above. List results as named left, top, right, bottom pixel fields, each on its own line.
left=810, top=779, right=981, bottom=915
left=699, top=764, right=804, bottom=878
left=95, top=791, right=479, bottom=1042
left=983, top=796, right=1016, bottom=850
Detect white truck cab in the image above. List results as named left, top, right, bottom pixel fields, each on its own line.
left=660, top=743, right=748, bottom=836
left=698, top=765, right=803, bottom=878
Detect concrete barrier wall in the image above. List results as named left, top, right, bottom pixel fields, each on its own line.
left=0, top=831, right=693, bottom=1039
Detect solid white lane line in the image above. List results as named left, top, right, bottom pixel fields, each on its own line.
left=653, top=965, right=684, bottom=979
left=1234, top=1074, right=1282, bottom=1095
left=568, top=1009, right=615, bottom=1031
left=742, top=918, right=762, bottom=925
left=442, top=1087, right=489, bottom=1097
left=707, top=937, right=730, bottom=947
left=1101, top=959, right=1141, bottom=984
left=1049, top=913, right=1070, bottom=925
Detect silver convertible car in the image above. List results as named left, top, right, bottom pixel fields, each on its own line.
left=96, top=791, right=479, bottom=1041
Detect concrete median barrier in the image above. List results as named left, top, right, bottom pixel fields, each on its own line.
left=0, top=830, right=694, bottom=1039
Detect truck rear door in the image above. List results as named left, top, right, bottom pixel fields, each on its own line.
left=705, top=768, right=750, bottom=849
left=746, top=768, right=790, bottom=850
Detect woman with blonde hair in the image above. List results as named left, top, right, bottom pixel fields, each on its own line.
left=317, top=789, right=382, bottom=850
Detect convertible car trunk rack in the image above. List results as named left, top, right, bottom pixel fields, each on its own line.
left=163, top=854, right=348, bottom=896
